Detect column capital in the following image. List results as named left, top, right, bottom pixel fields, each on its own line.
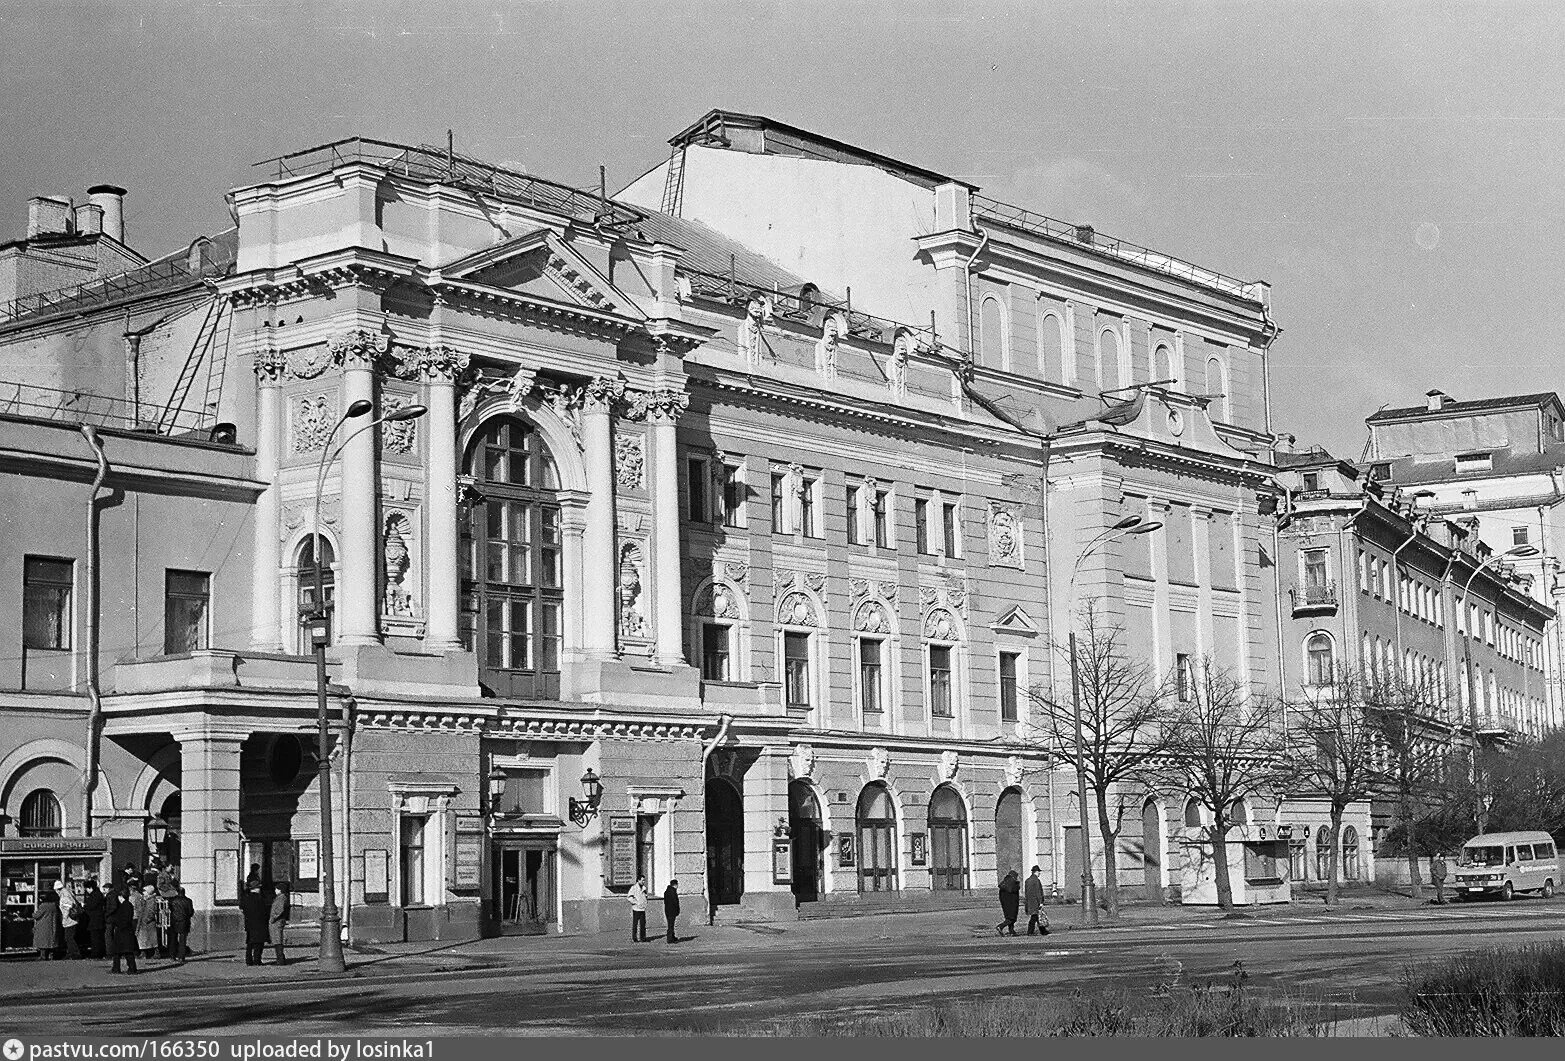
left=413, top=345, right=470, bottom=383
left=328, top=328, right=390, bottom=369
left=626, top=386, right=689, bottom=423
left=253, top=346, right=288, bottom=384
left=582, top=374, right=627, bottom=411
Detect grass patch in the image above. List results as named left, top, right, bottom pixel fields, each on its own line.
left=1401, top=941, right=1565, bottom=1036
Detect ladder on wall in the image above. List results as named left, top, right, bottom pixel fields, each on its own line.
left=157, top=291, right=225, bottom=433
left=660, top=145, right=687, bottom=216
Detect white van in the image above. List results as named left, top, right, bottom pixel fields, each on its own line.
left=1452, top=831, right=1559, bottom=900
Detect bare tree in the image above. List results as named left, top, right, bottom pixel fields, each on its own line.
left=1026, top=608, right=1172, bottom=918
left=1363, top=670, right=1452, bottom=899
left=1281, top=666, right=1384, bottom=905
left=1158, top=662, right=1289, bottom=910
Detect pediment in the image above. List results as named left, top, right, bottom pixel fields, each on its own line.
left=992, top=605, right=1038, bottom=637
left=440, top=231, right=639, bottom=318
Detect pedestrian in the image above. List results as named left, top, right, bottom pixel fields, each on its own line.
left=997, top=869, right=1021, bottom=936
left=241, top=881, right=269, bottom=965
left=121, top=861, right=141, bottom=893
left=245, top=864, right=263, bottom=891
left=32, top=888, right=61, bottom=960
left=627, top=876, right=649, bottom=943
left=663, top=878, right=680, bottom=943
left=1024, top=865, right=1050, bottom=936
left=269, top=883, right=290, bottom=966
left=54, top=881, right=82, bottom=958
left=155, top=860, right=180, bottom=900
left=106, top=887, right=138, bottom=974
left=82, top=879, right=106, bottom=959
left=136, top=884, right=159, bottom=958
left=167, top=886, right=193, bottom=964
left=1431, top=852, right=1448, bottom=905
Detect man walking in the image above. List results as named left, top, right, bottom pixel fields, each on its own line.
left=1431, top=852, right=1448, bottom=905
left=167, top=887, right=194, bottom=963
left=663, top=878, right=680, bottom=943
left=996, top=869, right=1021, bottom=936
left=627, top=876, right=649, bottom=943
left=1024, top=866, right=1049, bottom=936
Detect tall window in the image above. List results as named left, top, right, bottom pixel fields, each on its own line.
left=460, top=417, right=564, bottom=699
left=1205, top=356, right=1229, bottom=420
left=701, top=623, right=731, bottom=682
left=1176, top=654, right=1194, bottom=702
left=928, top=645, right=954, bottom=718
left=915, top=498, right=931, bottom=554
left=23, top=557, right=73, bottom=651
left=998, top=652, right=1020, bottom=722
left=941, top=500, right=960, bottom=557
left=784, top=632, right=811, bottom=709
left=847, top=484, right=862, bottom=545
left=980, top=295, right=1006, bottom=370
left=686, top=456, right=710, bottom=523
left=1302, top=548, right=1328, bottom=588
left=720, top=463, right=744, bottom=528
left=1306, top=633, right=1334, bottom=686
left=858, top=638, right=884, bottom=717
left=872, top=488, right=891, bottom=548
left=296, top=538, right=335, bottom=650
left=399, top=815, right=427, bottom=906
left=800, top=475, right=821, bottom=538
left=1153, top=343, right=1174, bottom=384
left=1098, top=327, right=1122, bottom=392
left=164, top=570, right=210, bottom=654
left=770, top=472, right=787, bottom=534
left=1316, top=826, right=1332, bottom=881
left=19, top=789, right=62, bottom=838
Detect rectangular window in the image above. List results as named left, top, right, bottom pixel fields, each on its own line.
left=929, top=646, right=954, bottom=717
left=858, top=638, right=883, bottom=715
left=873, top=489, right=891, bottom=548
left=771, top=472, right=787, bottom=534
left=847, top=483, right=862, bottom=545
left=1357, top=550, right=1369, bottom=593
left=784, top=632, right=811, bottom=708
left=686, top=456, right=710, bottom=524
left=942, top=500, right=960, bottom=557
left=800, top=476, right=821, bottom=538
left=998, top=652, right=1020, bottom=722
left=720, top=464, right=745, bottom=527
left=164, top=570, right=211, bottom=654
left=915, top=498, right=931, bottom=554
left=22, top=557, right=73, bottom=650
left=701, top=623, right=731, bottom=682
left=1301, top=472, right=1319, bottom=492
left=1369, top=463, right=1391, bottom=482
left=1302, top=548, right=1328, bottom=587
left=1455, top=451, right=1493, bottom=474
left=399, top=815, right=426, bottom=906
left=1176, top=653, right=1194, bottom=703
left=497, top=768, right=551, bottom=817
left=1513, top=525, right=1530, bottom=547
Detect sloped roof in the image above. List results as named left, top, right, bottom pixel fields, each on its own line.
left=632, top=206, right=826, bottom=298
left=1367, top=392, right=1561, bottom=423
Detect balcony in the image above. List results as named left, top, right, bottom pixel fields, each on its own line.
left=1290, top=581, right=1339, bottom=616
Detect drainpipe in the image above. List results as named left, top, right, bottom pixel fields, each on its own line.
left=963, top=226, right=990, bottom=358
left=80, top=425, right=110, bottom=838
left=700, top=714, right=733, bottom=912
left=342, top=696, right=357, bottom=943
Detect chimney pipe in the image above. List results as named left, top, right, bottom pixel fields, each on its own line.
left=27, top=196, right=73, bottom=238
left=87, top=185, right=127, bottom=244
left=74, top=203, right=104, bottom=235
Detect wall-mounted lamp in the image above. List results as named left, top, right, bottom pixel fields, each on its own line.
left=487, top=766, right=509, bottom=817
left=569, top=768, right=603, bottom=828
left=145, top=816, right=168, bottom=850
left=773, top=817, right=791, bottom=840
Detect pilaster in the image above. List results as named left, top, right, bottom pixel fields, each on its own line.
left=582, top=375, right=625, bottom=661
left=251, top=346, right=286, bottom=651
left=330, top=328, right=387, bottom=646
left=415, top=344, right=470, bottom=651
left=629, top=384, right=692, bottom=667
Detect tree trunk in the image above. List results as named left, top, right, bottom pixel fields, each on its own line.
left=1402, top=790, right=1422, bottom=898
left=1094, top=786, right=1120, bottom=920
left=1326, top=807, right=1343, bottom=905
left=1211, top=819, right=1234, bottom=910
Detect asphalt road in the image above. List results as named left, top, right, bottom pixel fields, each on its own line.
left=4, top=899, right=1564, bottom=1036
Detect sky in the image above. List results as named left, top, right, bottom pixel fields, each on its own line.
left=3, top=0, right=1563, bottom=457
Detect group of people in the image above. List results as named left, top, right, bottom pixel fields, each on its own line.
left=625, top=876, right=680, bottom=942
left=997, top=867, right=1051, bottom=937
left=30, top=859, right=195, bottom=973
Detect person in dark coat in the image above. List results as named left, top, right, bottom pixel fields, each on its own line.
left=82, top=880, right=106, bottom=959
left=32, top=890, right=61, bottom=959
left=996, top=870, right=1021, bottom=936
left=663, top=878, right=680, bottom=943
left=1024, top=866, right=1049, bottom=936
left=167, top=887, right=194, bottom=964
left=241, top=882, right=269, bottom=965
left=106, top=887, right=138, bottom=974
left=268, top=883, right=290, bottom=966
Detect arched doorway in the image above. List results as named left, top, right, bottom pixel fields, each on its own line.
left=1142, top=798, right=1164, bottom=901
left=705, top=779, right=744, bottom=906
left=788, top=780, right=824, bottom=903
left=928, top=786, right=969, bottom=891
left=856, top=783, right=897, bottom=892
left=994, top=787, right=1025, bottom=882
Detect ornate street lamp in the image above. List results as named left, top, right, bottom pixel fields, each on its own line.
left=487, top=766, right=509, bottom=817
left=568, top=768, right=603, bottom=827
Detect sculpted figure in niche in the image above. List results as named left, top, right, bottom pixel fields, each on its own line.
left=815, top=313, right=844, bottom=379
left=619, top=544, right=649, bottom=640
left=737, top=294, right=773, bottom=365
left=383, top=514, right=416, bottom=616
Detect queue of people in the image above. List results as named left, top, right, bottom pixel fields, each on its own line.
left=30, top=858, right=198, bottom=971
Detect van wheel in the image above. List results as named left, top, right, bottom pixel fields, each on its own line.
left=1543, top=880, right=1555, bottom=899
left=1501, top=882, right=1514, bottom=901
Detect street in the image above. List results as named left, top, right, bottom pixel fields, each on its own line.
left=2, top=898, right=1562, bottom=1036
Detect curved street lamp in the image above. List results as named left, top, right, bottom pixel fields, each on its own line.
left=306, top=399, right=426, bottom=973
left=1458, top=543, right=1536, bottom=831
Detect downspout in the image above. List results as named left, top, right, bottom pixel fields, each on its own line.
left=342, top=696, right=356, bottom=943
left=700, top=714, right=733, bottom=912
left=80, top=425, right=110, bottom=838
left=964, top=225, right=990, bottom=357
left=1337, top=497, right=1372, bottom=679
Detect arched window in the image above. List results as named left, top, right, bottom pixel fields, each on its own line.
left=1342, top=825, right=1360, bottom=880
left=20, top=789, right=62, bottom=837
left=296, top=536, right=335, bottom=651
left=1039, top=311, right=1065, bottom=382
left=995, top=787, right=1026, bottom=881
left=980, top=295, right=1007, bottom=370
left=927, top=786, right=969, bottom=891
left=1227, top=798, right=1249, bottom=825
left=1183, top=797, right=1203, bottom=827
left=1098, top=327, right=1122, bottom=392
left=856, top=783, right=898, bottom=893
left=1306, top=632, right=1334, bottom=687
left=461, top=416, right=563, bottom=699
left=1153, top=343, right=1174, bottom=386
left=1316, top=825, right=1333, bottom=880
left=1205, top=356, right=1230, bottom=420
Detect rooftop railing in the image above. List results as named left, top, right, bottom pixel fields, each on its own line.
left=0, top=255, right=220, bottom=326
left=971, top=194, right=1265, bottom=303
left=0, top=379, right=210, bottom=435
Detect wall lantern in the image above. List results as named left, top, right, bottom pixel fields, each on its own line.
left=569, top=768, right=603, bottom=828
left=487, top=766, right=509, bottom=816
left=773, top=817, right=791, bottom=840
left=145, top=816, right=168, bottom=851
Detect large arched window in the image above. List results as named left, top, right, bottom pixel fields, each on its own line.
left=296, top=537, right=335, bottom=651
left=1306, top=632, right=1334, bottom=687
left=1342, top=826, right=1360, bottom=881
left=20, top=788, right=62, bottom=837
left=461, top=416, right=564, bottom=699
left=927, top=785, right=969, bottom=891
left=995, top=787, right=1026, bottom=881
left=1316, top=825, right=1333, bottom=880
left=1098, top=327, right=1122, bottom=392
left=980, top=295, right=1007, bottom=370
left=1205, top=356, right=1230, bottom=420
left=1183, top=797, right=1203, bottom=827
left=856, top=783, right=898, bottom=893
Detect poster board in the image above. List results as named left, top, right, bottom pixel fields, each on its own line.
left=607, top=816, right=637, bottom=887
left=214, top=849, right=239, bottom=906
left=909, top=832, right=927, bottom=867
left=772, top=839, right=792, bottom=884
left=837, top=832, right=856, bottom=868
left=363, top=849, right=389, bottom=904
left=295, top=839, right=320, bottom=892
left=453, top=812, right=484, bottom=891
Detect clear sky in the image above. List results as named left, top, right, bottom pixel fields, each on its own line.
left=3, top=0, right=1562, bottom=457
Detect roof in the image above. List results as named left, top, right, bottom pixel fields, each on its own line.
left=1365, top=446, right=1565, bottom=486
left=1367, top=392, right=1562, bottom=424
left=632, top=205, right=822, bottom=297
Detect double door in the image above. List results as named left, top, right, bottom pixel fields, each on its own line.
left=491, top=842, right=556, bottom=934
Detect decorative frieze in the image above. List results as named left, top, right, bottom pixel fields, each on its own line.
left=381, top=396, right=419, bottom=454
left=625, top=387, right=689, bottom=423
left=614, top=433, right=645, bottom=489
left=328, top=328, right=390, bottom=369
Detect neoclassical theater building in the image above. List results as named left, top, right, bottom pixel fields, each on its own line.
left=0, top=112, right=1289, bottom=948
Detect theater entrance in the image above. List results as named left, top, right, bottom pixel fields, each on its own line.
left=490, top=841, right=556, bottom=935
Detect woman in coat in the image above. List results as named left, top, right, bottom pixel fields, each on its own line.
left=82, top=880, right=106, bottom=959
left=106, top=887, right=138, bottom=974
left=32, top=890, right=61, bottom=959
left=135, top=884, right=159, bottom=957
left=996, top=869, right=1021, bottom=936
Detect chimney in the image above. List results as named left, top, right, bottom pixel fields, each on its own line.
left=74, top=203, right=104, bottom=235
left=87, top=184, right=127, bottom=243
left=1426, top=389, right=1451, bottom=412
left=27, top=196, right=73, bottom=237
left=1075, top=224, right=1095, bottom=245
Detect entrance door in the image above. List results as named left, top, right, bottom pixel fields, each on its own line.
left=1142, top=800, right=1164, bottom=900
left=856, top=783, right=897, bottom=892
left=705, top=779, right=744, bottom=906
left=491, top=843, right=556, bottom=934
left=995, top=787, right=1025, bottom=881
left=788, top=781, right=824, bottom=903
left=1063, top=825, right=1084, bottom=902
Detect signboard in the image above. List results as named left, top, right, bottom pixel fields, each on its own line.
left=363, top=849, right=389, bottom=904
left=837, top=832, right=856, bottom=868
left=607, top=816, right=637, bottom=887
left=215, top=849, right=239, bottom=906
left=0, top=838, right=108, bottom=854
left=909, top=832, right=927, bottom=867
left=772, top=839, right=792, bottom=885
left=453, top=813, right=484, bottom=892
left=295, top=839, right=320, bottom=890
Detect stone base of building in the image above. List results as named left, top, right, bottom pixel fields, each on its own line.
left=798, top=890, right=995, bottom=920
left=349, top=900, right=483, bottom=945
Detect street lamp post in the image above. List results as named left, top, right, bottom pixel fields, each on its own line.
left=306, top=399, right=426, bottom=973
left=1066, top=514, right=1162, bottom=927
left=1457, top=543, right=1536, bottom=832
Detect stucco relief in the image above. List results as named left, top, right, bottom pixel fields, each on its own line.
left=939, top=750, right=960, bottom=781
left=849, top=578, right=871, bottom=601
left=945, top=579, right=968, bottom=614
left=723, top=561, right=749, bottom=586
left=458, top=366, right=538, bottom=422
left=737, top=294, right=773, bottom=366
left=777, top=591, right=819, bottom=628
left=988, top=504, right=1023, bottom=568
left=382, top=512, right=417, bottom=617
left=291, top=394, right=336, bottom=453
left=789, top=744, right=816, bottom=782
left=252, top=346, right=287, bottom=383
left=814, top=313, right=845, bottom=380
left=328, top=328, right=390, bottom=369
left=854, top=600, right=891, bottom=635
left=286, top=343, right=332, bottom=380
left=381, top=396, right=419, bottom=454
left=924, top=607, right=960, bottom=642
left=619, top=542, right=650, bottom=640
left=867, top=747, right=890, bottom=780
left=625, top=387, right=689, bottom=423
left=878, top=581, right=898, bottom=603
left=1004, top=756, right=1025, bottom=788
left=889, top=330, right=913, bottom=400
left=615, top=432, right=645, bottom=489
left=694, top=582, right=740, bottom=620
left=918, top=586, right=940, bottom=609
left=804, top=572, right=827, bottom=594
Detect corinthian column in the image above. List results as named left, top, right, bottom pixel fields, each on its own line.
left=250, top=346, right=287, bottom=651
left=417, top=345, right=470, bottom=651
left=581, top=375, right=625, bottom=661
left=329, top=328, right=387, bottom=647
left=636, top=386, right=690, bottom=667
